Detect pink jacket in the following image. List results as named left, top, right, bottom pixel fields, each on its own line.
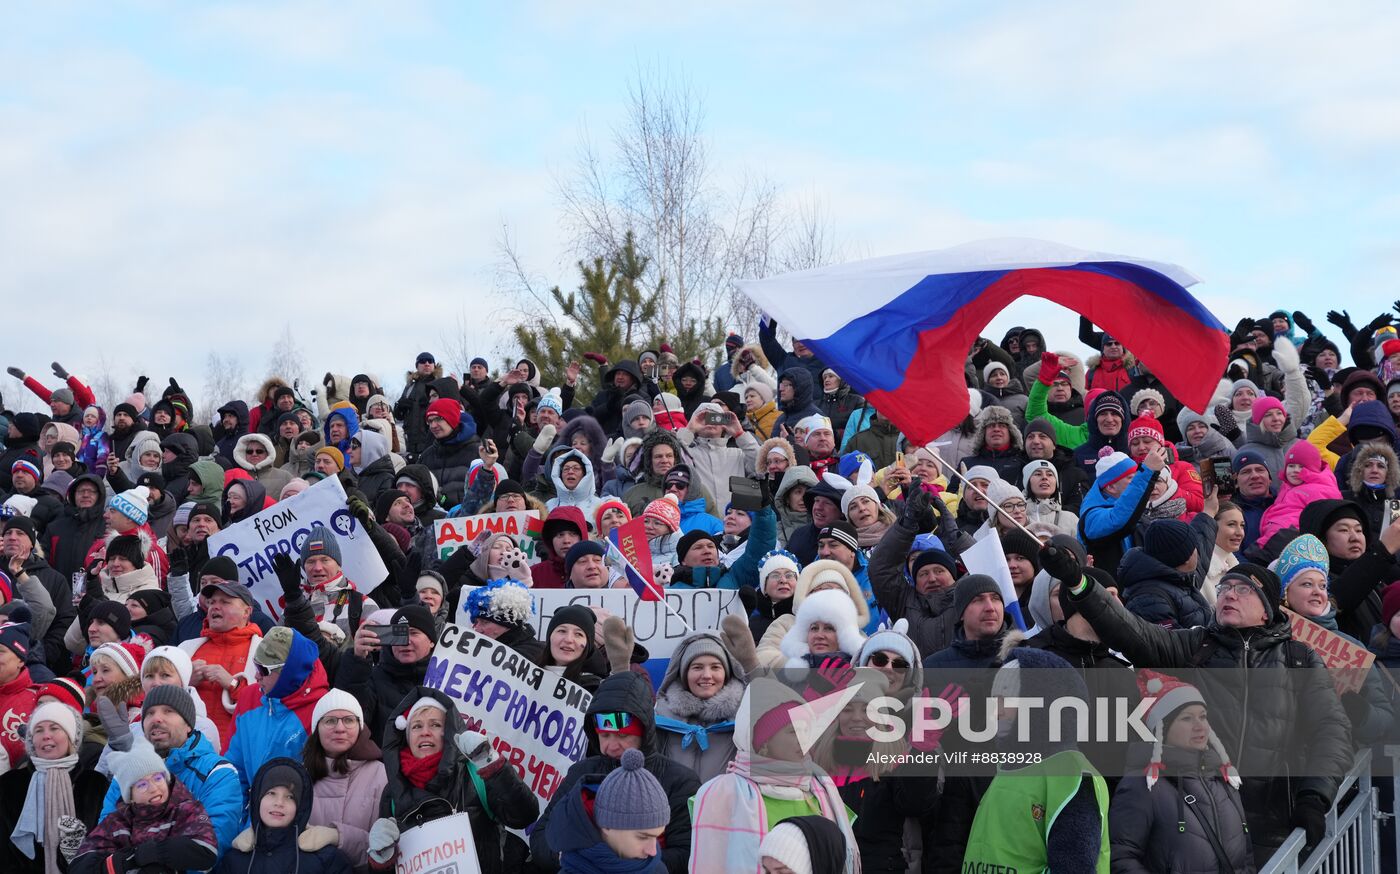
left=309, top=756, right=388, bottom=869
left=1257, top=443, right=1342, bottom=545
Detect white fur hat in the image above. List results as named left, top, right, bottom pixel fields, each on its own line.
left=780, top=589, right=866, bottom=667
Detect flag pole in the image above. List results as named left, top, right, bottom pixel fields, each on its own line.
left=604, top=539, right=694, bottom=633
left=926, top=450, right=1048, bottom=543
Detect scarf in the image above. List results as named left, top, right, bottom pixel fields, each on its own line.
left=855, top=518, right=889, bottom=549
left=652, top=715, right=735, bottom=752
left=12, top=754, right=79, bottom=874
left=561, top=841, right=667, bottom=874
left=398, top=747, right=443, bottom=789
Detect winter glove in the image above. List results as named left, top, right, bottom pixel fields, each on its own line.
left=900, top=483, right=932, bottom=532
left=602, top=615, right=636, bottom=674
left=1326, top=309, right=1356, bottom=340
left=167, top=377, right=183, bottom=395
left=51, top=361, right=69, bottom=380
left=133, top=375, right=148, bottom=394
left=652, top=563, right=674, bottom=586
left=57, top=815, right=86, bottom=862
left=498, top=547, right=531, bottom=582
left=1291, top=792, right=1329, bottom=847
left=532, top=423, right=557, bottom=454
left=910, top=683, right=965, bottom=752
left=5, top=366, right=24, bottom=380
left=1365, top=312, right=1396, bottom=335
left=298, top=825, right=339, bottom=852
left=721, top=612, right=759, bottom=675
left=1292, top=311, right=1315, bottom=334
left=95, top=695, right=133, bottom=752
left=757, top=476, right=774, bottom=509
left=168, top=546, right=190, bottom=579
left=1341, top=690, right=1371, bottom=728
left=602, top=436, right=624, bottom=464
left=1039, top=540, right=1083, bottom=586
left=367, top=817, right=400, bottom=864
left=1304, top=365, right=1332, bottom=392
left=455, top=730, right=498, bottom=768
left=273, top=552, right=301, bottom=604
left=583, top=352, right=608, bottom=365
left=1272, top=335, right=1300, bottom=373
left=347, top=495, right=375, bottom=530
left=1037, top=350, right=1060, bottom=386
left=232, top=827, right=256, bottom=853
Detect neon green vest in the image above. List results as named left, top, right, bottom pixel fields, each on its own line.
left=961, top=750, right=1110, bottom=874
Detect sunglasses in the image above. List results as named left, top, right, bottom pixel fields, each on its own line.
left=255, top=661, right=284, bottom=678
left=867, top=653, right=910, bottom=670
left=245, top=446, right=267, bottom=456
left=593, top=712, right=634, bottom=732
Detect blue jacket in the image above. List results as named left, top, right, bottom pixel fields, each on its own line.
left=546, top=774, right=667, bottom=874
left=1077, top=466, right=1157, bottom=573
left=225, top=630, right=322, bottom=794
left=214, top=758, right=352, bottom=874
left=672, top=506, right=777, bottom=591
left=679, top=495, right=723, bottom=536
left=101, top=730, right=244, bottom=863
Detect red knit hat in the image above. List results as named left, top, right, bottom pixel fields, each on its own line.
left=594, top=499, right=632, bottom=533
left=1136, top=669, right=1240, bottom=790
left=34, top=677, right=86, bottom=713
left=1127, top=411, right=1165, bottom=447
left=642, top=494, right=681, bottom=533
left=426, top=398, right=462, bottom=430
left=1382, top=338, right=1400, bottom=359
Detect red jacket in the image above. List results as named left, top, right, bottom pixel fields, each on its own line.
left=0, top=667, right=37, bottom=772
left=22, top=374, right=95, bottom=409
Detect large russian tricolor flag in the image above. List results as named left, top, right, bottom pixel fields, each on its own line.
left=737, top=238, right=1230, bottom=444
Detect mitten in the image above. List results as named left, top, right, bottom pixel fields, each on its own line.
left=51, top=362, right=69, bottom=379
left=5, top=366, right=24, bottom=380
left=367, top=818, right=400, bottom=863
left=1341, top=691, right=1371, bottom=728
left=1291, top=793, right=1328, bottom=846
left=720, top=613, right=759, bottom=675
left=900, top=484, right=931, bottom=532
left=498, top=547, right=531, bottom=582
left=601, top=615, right=635, bottom=674
left=298, top=825, right=339, bottom=852
left=1036, top=350, right=1060, bottom=386
left=1292, top=311, right=1315, bottom=334
left=532, top=424, right=557, bottom=454
left=134, top=375, right=149, bottom=394
left=95, top=695, right=133, bottom=752
left=1272, top=334, right=1300, bottom=374
left=652, top=563, right=674, bottom=586
left=583, top=352, right=608, bottom=365
left=57, top=815, right=86, bottom=862
left=455, top=730, right=498, bottom=768
left=602, top=437, right=623, bottom=464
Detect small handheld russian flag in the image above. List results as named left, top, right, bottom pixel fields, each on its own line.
left=960, top=526, right=1028, bottom=631
left=608, top=517, right=664, bottom=602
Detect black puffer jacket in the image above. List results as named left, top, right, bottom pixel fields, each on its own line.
left=530, top=671, right=700, bottom=874
left=378, top=687, right=538, bottom=874
left=332, top=647, right=429, bottom=747
left=0, top=761, right=111, bottom=873
left=1071, top=578, right=1352, bottom=847
left=1109, top=746, right=1255, bottom=873
left=587, top=360, right=650, bottom=437
left=418, top=419, right=481, bottom=510
left=44, top=474, right=107, bottom=578
left=867, top=520, right=958, bottom=659
left=1116, top=548, right=1213, bottom=630
left=1302, top=498, right=1400, bottom=642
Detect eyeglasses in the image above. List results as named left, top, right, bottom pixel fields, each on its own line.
left=866, top=653, right=910, bottom=671
left=132, top=772, right=166, bottom=794
left=594, top=712, right=634, bottom=732
left=1104, top=340, right=1123, bottom=347
left=319, top=715, right=359, bottom=728
left=255, top=662, right=284, bottom=678
left=998, top=501, right=1027, bottom=512
left=1215, top=581, right=1259, bottom=599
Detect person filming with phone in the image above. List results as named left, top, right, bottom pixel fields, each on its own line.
left=676, top=401, right=759, bottom=511
left=333, top=604, right=438, bottom=746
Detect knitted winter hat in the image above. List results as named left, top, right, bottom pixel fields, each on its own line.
left=594, top=748, right=670, bottom=830
left=144, top=645, right=193, bottom=687
left=1127, top=411, right=1165, bottom=446
left=1130, top=388, right=1166, bottom=415
left=92, top=641, right=145, bottom=679
left=1220, top=563, right=1281, bottom=622
left=985, top=478, right=1024, bottom=510
left=9, top=459, right=39, bottom=486
left=952, top=574, right=1002, bottom=623
left=1231, top=449, right=1271, bottom=475
left=50, top=388, right=75, bottom=407
left=300, top=523, right=342, bottom=570
left=425, top=398, right=462, bottom=430
left=1021, top=459, right=1057, bottom=490
left=982, top=361, right=1009, bottom=382
left=110, top=737, right=168, bottom=801
left=415, top=571, right=445, bottom=598
left=392, top=606, right=437, bottom=642
left=759, top=549, right=801, bottom=584
left=857, top=617, right=918, bottom=668
left=1230, top=379, right=1260, bottom=400
left=172, top=501, right=196, bottom=528
left=394, top=696, right=447, bottom=732
left=0, top=495, right=37, bottom=519
left=315, top=446, right=345, bottom=471
left=142, top=684, right=197, bottom=730
left=623, top=399, right=654, bottom=427
left=547, top=604, right=597, bottom=645
left=816, top=521, right=859, bottom=553
left=1, top=515, right=36, bottom=547
left=676, top=530, right=721, bottom=564
left=1143, top=519, right=1196, bottom=568
left=27, top=701, right=81, bottom=751
left=1136, top=669, right=1240, bottom=790
left=839, top=483, right=881, bottom=518
left=466, top=578, right=535, bottom=628
left=758, top=822, right=819, bottom=874
left=564, top=540, right=608, bottom=580
left=1094, top=452, right=1137, bottom=488
left=1274, top=534, right=1330, bottom=593
left=34, top=677, right=86, bottom=713
left=1250, top=395, right=1286, bottom=425
left=593, top=499, right=632, bottom=534
left=107, top=486, right=151, bottom=527
left=643, top=494, right=682, bottom=533
left=1000, top=529, right=1042, bottom=571
left=312, top=689, right=364, bottom=729
left=962, top=465, right=1000, bottom=486
left=537, top=388, right=565, bottom=417
left=1283, top=440, right=1324, bottom=472
left=910, top=542, right=957, bottom=580
left=0, top=621, right=30, bottom=660
left=744, top=381, right=775, bottom=404
left=782, top=589, right=866, bottom=663
left=106, top=534, right=146, bottom=569
left=89, top=600, right=132, bottom=640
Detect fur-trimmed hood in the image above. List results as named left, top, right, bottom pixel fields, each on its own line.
left=794, top=559, right=871, bottom=628
left=635, top=428, right=689, bottom=479
left=1086, top=350, right=1138, bottom=371
left=1350, top=441, right=1400, bottom=495
left=556, top=414, right=608, bottom=475
left=654, top=631, right=747, bottom=725
left=729, top=343, right=773, bottom=380
left=971, top=405, right=1024, bottom=453
left=255, top=377, right=289, bottom=405
left=233, top=432, right=277, bottom=472
left=758, top=436, right=797, bottom=468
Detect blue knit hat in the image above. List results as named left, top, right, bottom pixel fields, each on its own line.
left=107, top=486, right=150, bottom=526
left=300, top=523, right=342, bottom=570
left=1275, top=534, right=1330, bottom=593
left=1231, top=449, right=1271, bottom=475
left=594, top=748, right=670, bottom=830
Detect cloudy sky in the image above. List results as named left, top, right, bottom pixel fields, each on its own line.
left=4, top=2, right=1398, bottom=414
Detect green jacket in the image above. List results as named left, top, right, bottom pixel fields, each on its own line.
left=1025, top=380, right=1089, bottom=450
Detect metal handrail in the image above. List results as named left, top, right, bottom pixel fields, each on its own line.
left=1259, top=749, right=1377, bottom=874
